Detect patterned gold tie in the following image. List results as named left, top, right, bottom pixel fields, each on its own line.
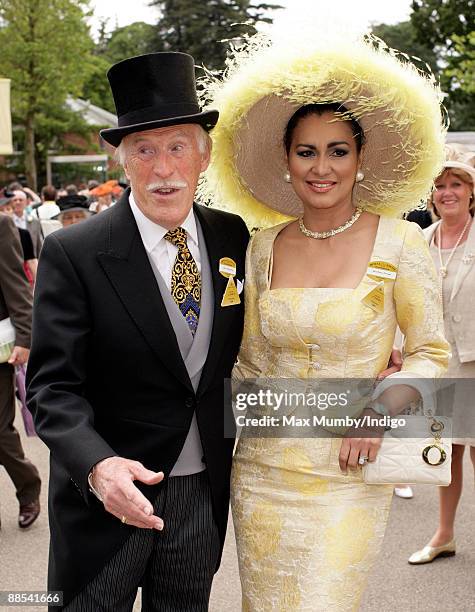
left=164, top=227, right=201, bottom=335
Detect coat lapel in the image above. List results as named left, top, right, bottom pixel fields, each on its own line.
left=96, top=192, right=193, bottom=392
left=194, top=204, right=237, bottom=396
left=424, top=219, right=475, bottom=302
left=451, top=219, right=475, bottom=301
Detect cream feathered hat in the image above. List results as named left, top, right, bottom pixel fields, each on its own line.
left=199, top=31, right=447, bottom=229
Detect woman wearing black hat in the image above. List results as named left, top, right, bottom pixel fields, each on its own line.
left=55, top=194, right=92, bottom=227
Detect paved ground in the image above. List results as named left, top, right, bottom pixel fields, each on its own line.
left=1, top=409, right=474, bottom=611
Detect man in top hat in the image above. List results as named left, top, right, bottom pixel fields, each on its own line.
left=26, top=51, right=249, bottom=611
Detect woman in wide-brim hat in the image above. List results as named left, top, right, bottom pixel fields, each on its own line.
left=203, top=32, right=451, bottom=610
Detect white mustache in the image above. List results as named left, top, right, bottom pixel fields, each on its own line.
left=146, top=181, right=187, bottom=192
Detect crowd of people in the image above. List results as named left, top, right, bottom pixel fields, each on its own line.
left=0, top=180, right=126, bottom=282
left=0, top=179, right=124, bottom=531
left=0, top=26, right=474, bottom=612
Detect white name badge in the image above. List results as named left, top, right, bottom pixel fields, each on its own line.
left=219, top=257, right=237, bottom=278
left=367, top=261, right=397, bottom=281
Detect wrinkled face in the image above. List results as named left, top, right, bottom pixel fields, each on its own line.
left=11, top=190, right=28, bottom=217
left=61, top=210, right=88, bottom=227
left=122, top=124, right=210, bottom=229
left=287, top=112, right=361, bottom=212
left=433, top=170, right=473, bottom=221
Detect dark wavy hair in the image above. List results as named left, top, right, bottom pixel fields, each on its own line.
left=284, top=103, right=365, bottom=154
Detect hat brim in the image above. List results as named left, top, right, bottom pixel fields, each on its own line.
left=443, top=160, right=475, bottom=191
left=200, top=36, right=446, bottom=229
left=100, top=110, right=219, bottom=147
left=55, top=207, right=92, bottom=219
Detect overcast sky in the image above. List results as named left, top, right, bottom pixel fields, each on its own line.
left=89, top=0, right=413, bottom=38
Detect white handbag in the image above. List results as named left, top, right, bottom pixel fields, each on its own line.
left=0, top=317, right=15, bottom=364
left=362, top=412, right=452, bottom=486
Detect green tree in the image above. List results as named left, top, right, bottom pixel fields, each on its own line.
left=410, top=0, right=475, bottom=130
left=445, top=32, right=475, bottom=95
left=150, top=0, right=282, bottom=71
left=371, top=21, right=439, bottom=75
left=411, top=0, right=474, bottom=48
left=82, top=54, right=115, bottom=113
left=0, top=0, right=93, bottom=189
left=82, top=21, right=159, bottom=113
left=102, top=21, right=158, bottom=64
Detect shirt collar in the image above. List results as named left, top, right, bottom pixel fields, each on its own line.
left=129, top=191, right=198, bottom=254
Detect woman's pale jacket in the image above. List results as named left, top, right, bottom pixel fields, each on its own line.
left=424, top=220, right=475, bottom=363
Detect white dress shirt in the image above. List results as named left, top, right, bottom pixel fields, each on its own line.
left=129, top=192, right=205, bottom=477
left=13, top=213, right=27, bottom=230
left=129, top=193, right=201, bottom=289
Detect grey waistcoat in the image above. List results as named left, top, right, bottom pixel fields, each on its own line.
left=146, top=217, right=214, bottom=475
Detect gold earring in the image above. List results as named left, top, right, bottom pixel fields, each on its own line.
left=356, top=170, right=364, bottom=183
left=284, top=171, right=291, bottom=183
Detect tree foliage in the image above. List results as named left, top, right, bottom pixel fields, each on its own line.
left=150, top=0, right=282, bottom=70
left=100, top=21, right=158, bottom=64
left=82, top=54, right=115, bottom=113
left=410, top=0, right=475, bottom=130
left=410, top=0, right=474, bottom=48
left=0, top=0, right=93, bottom=189
left=446, top=32, right=475, bottom=95
left=82, top=21, right=159, bottom=113
left=371, top=21, right=438, bottom=75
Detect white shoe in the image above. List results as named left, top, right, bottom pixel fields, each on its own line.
left=394, top=486, right=413, bottom=499
left=408, top=540, right=456, bottom=564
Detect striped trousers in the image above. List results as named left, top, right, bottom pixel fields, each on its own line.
left=65, top=471, right=220, bottom=612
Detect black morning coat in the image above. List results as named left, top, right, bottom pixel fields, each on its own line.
left=26, top=189, right=249, bottom=609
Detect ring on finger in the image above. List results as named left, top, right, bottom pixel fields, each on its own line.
left=121, top=515, right=128, bottom=524
left=358, top=456, right=369, bottom=465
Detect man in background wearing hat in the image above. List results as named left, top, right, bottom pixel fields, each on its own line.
left=27, top=51, right=249, bottom=611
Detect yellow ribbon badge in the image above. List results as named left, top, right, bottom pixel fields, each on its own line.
left=219, top=257, right=241, bottom=307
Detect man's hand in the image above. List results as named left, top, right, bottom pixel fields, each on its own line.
left=377, top=348, right=402, bottom=380
left=339, top=409, right=384, bottom=473
left=8, top=346, right=30, bottom=366
left=91, top=457, right=165, bottom=530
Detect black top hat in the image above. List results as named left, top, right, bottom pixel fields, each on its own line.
left=56, top=195, right=90, bottom=214
left=100, top=52, right=219, bottom=147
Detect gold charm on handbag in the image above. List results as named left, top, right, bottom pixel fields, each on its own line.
left=219, top=257, right=241, bottom=307
left=422, top=419, right=447, bottom=466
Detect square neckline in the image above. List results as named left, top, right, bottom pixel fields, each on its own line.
left=267, top=215, right=384, bottom=292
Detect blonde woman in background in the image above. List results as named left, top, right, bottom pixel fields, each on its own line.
left=409, top=145, right=475, bottom=565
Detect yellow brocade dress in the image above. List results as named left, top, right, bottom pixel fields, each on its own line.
left=232, top=217, right=449, bottom=612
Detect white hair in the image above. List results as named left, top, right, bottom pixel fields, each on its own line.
left=114, top=125, right=211, bottom=167
left=12, top=189, right=27, bottom=201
